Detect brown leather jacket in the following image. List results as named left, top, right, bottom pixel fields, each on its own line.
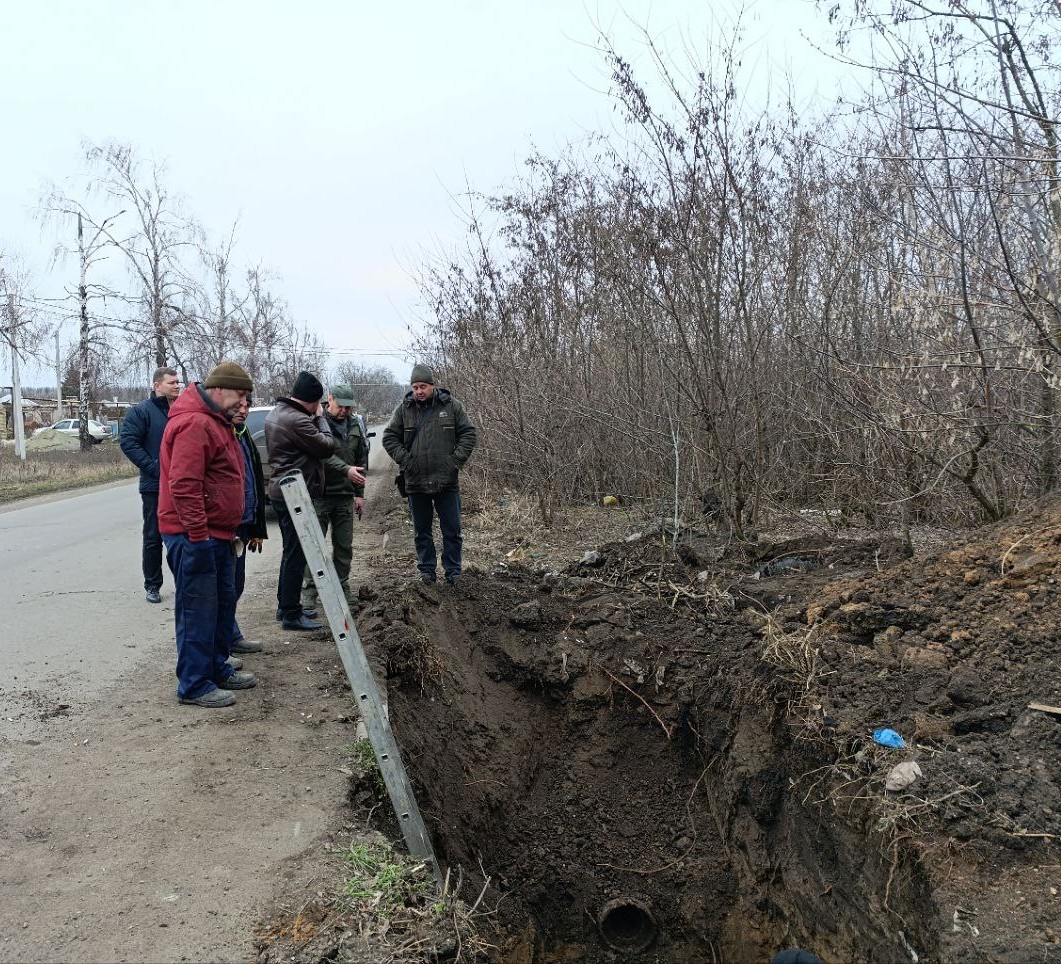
left=264, top=397, right=336, bottom=500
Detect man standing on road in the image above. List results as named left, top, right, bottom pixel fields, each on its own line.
left=301, top=383, right=367, bottom=612
left=265, top=370, right=335, bottom=631
left=119, top=366, right=180, bottom=604
left=222, top=395, right=268, bottom=663
left=383, top=364, right=477, bottom=586
left=159, top=361, right=258, bottom=709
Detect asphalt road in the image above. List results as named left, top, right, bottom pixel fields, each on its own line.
left=0, top=479, right=273, bottom=739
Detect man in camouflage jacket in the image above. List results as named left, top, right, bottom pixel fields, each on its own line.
left=302, top=383, right=368, bottom=608
left=382, top=364, right=476, bottom=585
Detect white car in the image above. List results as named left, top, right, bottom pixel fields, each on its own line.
left=33, top=418, right=111, bottom=443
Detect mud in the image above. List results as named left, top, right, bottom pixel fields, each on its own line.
left=346, top=500, right=1061, bottom=962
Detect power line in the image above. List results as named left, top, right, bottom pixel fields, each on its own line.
left=327, top=347, right=408, bottom=357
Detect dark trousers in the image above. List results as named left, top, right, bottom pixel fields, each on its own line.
left=223, top=522, right=252, bottom=645
left=162, top=535, right=236, bottom=701
left=272, top=498, right=307, bottom=618
left=407, top=489, right=462, bottom=581
left=141, top=491, right=163, bottom=592
left=302, top=496, right=356, bottom=604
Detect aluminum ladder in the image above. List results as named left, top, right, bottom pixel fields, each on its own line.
left=279, top=472, right=444, bottom=888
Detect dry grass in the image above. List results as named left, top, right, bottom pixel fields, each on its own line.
left=0, top=443, right=137, bottom=503
left=756, top=612, right=826, bottom=697
left=460, top=487, right=663, bottom=574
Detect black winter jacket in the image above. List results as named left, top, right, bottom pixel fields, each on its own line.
left=234, top=424, right=268, bottom=540
left=382, top=388, right=476, bottom=494
left=119, top=394, right=171, bottom=493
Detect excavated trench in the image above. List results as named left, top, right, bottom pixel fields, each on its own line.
left=361, top=568, right=937, bottom=962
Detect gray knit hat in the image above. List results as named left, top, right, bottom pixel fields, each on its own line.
left=203, top=361, right=253, bottom=392
left=410, top=363, right=435, bottom=385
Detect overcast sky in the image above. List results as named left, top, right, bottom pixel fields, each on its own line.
left=1, top=0, right=841, bottom=388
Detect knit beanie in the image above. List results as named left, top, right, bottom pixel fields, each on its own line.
left=410, top=363, right=435, bottom=385
left=290, top=370, right=324, bottom=403
left=203, top=360, right=253, bottom=392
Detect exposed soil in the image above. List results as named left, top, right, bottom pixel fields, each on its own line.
left=3, top=465, right=1061, bottom=963
left=341, top=498, right=1061, bottom=961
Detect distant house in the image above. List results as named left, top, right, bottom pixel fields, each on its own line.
left=0, top=393, right=137, bottom=440
left=0, top=394, right=58, bottom=439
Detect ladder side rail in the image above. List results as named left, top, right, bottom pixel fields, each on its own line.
left=278, top=473, right=443, bottom=887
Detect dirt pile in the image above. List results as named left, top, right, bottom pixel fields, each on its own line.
left=343, top=501, right=1061, bottom=962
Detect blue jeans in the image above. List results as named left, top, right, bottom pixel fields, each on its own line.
left=141, top=492, right=163, bottom=592
left=163, top=534, right=237, bottom=700
left=407, top=489, right=462, bottom=581
left=272, top=499, right=307, bottom=618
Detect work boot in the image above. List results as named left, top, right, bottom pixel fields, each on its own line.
left=282, top=613, right=325, bottom=631
left=275, top=607, right=319, bottom=621
left=221, top=670, right=257, bottom=690
left=230, top=637, right=263, bottom=654
left=419, top=572, right=436, bottom=584
left=225, top=655, right=244, bottom=671
left=179, top=687, right=235, bottom=708
left=145, top=588, right=162, bottom=604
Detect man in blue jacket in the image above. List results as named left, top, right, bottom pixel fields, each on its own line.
left=119, top=366, right=181, bottom=603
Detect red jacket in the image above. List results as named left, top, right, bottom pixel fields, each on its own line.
left=158, top=384, right=245, bottom=541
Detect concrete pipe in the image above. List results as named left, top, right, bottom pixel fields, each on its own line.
left=597, top=897, right=658, bottom=953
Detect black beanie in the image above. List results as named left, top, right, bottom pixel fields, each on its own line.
left=290, top=370, right=324, bottom=403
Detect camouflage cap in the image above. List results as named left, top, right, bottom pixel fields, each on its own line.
left=330, top=384, right=356, bottom=406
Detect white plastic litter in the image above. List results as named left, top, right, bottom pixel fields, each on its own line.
left=885, top=760, right=923, bottom=792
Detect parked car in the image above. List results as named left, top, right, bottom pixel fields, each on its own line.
left=32, top=418, right=110, bottom=443
left=244, top=406, right=274, bottom=485
left=356, top=414, right=375, bottom=469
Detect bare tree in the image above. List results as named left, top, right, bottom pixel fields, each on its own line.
left=327, top=360, right=404, bottom=416
left=38, top=189, right=127, bottom=450
left=80, top=140, right=195, bottom=369
left=182, top=219, right=248, bottom=371
left=415, top=5, right=1061, bottom=528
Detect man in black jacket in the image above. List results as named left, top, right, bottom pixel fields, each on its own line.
left=222, top=396, right=268, bottom=660
left=119, top=366, right=181, bottom=603
left=264, top=370, right=335, bottom=630
left=383, top=364, right=477, bottom=585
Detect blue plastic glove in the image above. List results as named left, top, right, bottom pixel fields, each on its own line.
left=872, top=728, right=906, bottom=749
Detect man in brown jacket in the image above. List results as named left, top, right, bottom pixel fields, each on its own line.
left=265, top=370, right=335, bottom=630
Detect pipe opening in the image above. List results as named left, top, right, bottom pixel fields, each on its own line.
left=598, top=898, right=657, bottom=953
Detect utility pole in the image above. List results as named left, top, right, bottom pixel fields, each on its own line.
left=77, top=213, right=91, bottom=451
left=7, top=292, right=27, bottom=461
left=54, top=324, right=64, bottom=418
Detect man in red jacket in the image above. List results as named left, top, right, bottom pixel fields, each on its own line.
left=159, top=361, right=258, bottom=708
